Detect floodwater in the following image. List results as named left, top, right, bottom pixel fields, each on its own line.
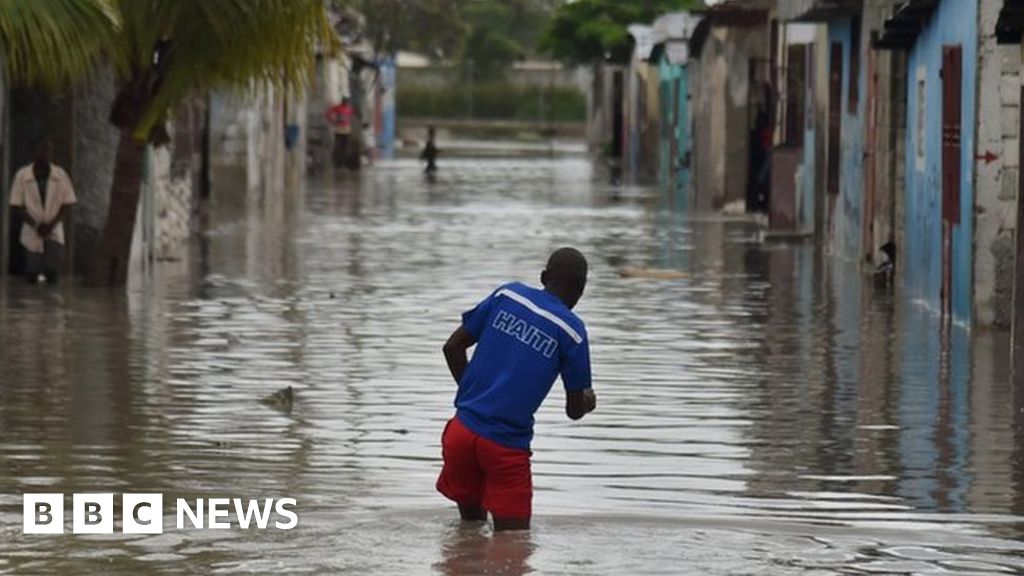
left=1, top=151, right=1023, bottom=575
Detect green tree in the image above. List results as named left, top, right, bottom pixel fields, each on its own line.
left=458, top=0, right=553, bottom=81
left=542, top=0, right=703, bottom=65
left=1, top=0, right=335, bottom=285
left=347, top=0, right=467, bottom=59
left=93, top=0, right=334, bottom=285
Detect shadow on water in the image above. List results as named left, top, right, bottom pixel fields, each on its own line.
left=1, top=151, right=1024, bottom=574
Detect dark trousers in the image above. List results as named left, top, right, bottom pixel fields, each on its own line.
left=25, top=240, right=64, bottom=284
left=333, top=133, right=350, bottom=168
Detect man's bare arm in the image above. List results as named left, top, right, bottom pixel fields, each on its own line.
left=442, top=326, right=477, bottom=384
left=566, top=389, right=596, bottom=420
left=15, top=207, right=37, bottom=228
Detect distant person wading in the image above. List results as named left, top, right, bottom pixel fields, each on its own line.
left=421, top=126, right=439, bottom=175
left=326, top=97, right=355, bottom=169
left=8, top=140, right=77, bottom=284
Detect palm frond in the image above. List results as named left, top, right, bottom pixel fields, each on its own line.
left=0, top=0, right=113, bottom=88
left=117, top=0, right=338, bottom=138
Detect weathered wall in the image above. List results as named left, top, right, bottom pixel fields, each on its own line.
left=779, top=22, right=824, bottom=234
left=693, top=25, right=769, bottom=211
left=151, top=98, right=206, bottom=261
left=828, top=18, right=865, bottom=261
left=863, top=0, right=907, bottom=270
left=587, top=63, right=623, bottom=155
left=624, top=56, right=661, bottom=185
left=974, top=1, right=1020, bottom=328
left=72, top=67, right=120, bottom=275
left=904, top=0, right=978, bottom=324
left=208, top=87, right=289, bottom=220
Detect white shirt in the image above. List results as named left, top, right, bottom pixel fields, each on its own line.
left=8, top=164, right=77, bottom=253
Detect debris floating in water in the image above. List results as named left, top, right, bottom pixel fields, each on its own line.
left=618, top=267, right=687, bottom=280
left=260, top=386, right=294, bottom=411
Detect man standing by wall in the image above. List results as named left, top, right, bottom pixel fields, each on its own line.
left=8, top=140, right=77, bottom=284
left=326, top=97, right=354, bottom=169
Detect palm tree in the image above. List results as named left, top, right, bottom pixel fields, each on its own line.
left=92, top=0, right=336, bottom=285
left=2, top=0, right=336, bottom=286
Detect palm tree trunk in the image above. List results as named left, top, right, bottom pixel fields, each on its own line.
left=92, top=128, right=146, bottom=286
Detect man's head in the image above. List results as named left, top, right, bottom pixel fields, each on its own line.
left=541, top=247, right=588, bottom=309
left=33, top=140, right=53, bottom=166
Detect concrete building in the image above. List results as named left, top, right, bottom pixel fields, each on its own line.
left=652, top=13, right=702, bottom=203
left=776, top=0, right=906, bottom=262
left=623, top=25, right=663, bottom=185
left=585, top=62, right=625, bottom=168
left=993, top=0, right=1024, bottom=373
left=2, top=70, right=122, bottom=279
left=689, top=0, right=772, bottom=212
left=766, top=19, right=827, bottom=237
left=876, top=0, right=980, bottom=326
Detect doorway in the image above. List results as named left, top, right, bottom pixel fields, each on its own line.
left=827, top=42, right=844, bottom=237
left=941, top=45, right=963, bottom=321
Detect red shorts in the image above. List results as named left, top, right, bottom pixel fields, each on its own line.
left=436, top=416, right=532, bottom=519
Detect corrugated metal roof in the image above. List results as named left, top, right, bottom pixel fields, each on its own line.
left=873, top=0, right=939, bottom=51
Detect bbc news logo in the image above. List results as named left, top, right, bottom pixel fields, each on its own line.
left=23, top=494, right=298, bottom=534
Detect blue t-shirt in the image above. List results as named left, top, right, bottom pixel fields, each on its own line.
left=454, top=282, right=592, bottom=450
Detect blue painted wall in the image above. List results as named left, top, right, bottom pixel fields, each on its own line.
left=827, top=19, right=865, bottom=261
left=657, top=54, right=691, bottom=206
left=904, top=0, right=977, bottom=323
left=377, top=57, right=397, bottom=159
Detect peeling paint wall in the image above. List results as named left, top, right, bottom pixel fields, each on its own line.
left=693, top=25, right=769, bottom=211
left=863, top=0, right=907, bottom=271
left=71, top=68, right=120, bottom=275
left=974, top=1, right=1019, bottom=328
left=208, top=87, right=289, bottom=221
left=904, top=0, right=978, bottom=324
left=827, top=18, right=865, bottom=261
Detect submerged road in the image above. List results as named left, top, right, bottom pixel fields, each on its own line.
left=1, top=151, right=1023, bottom=574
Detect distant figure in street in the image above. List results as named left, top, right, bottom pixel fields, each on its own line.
left=8, top=140, right=77, bottom=284
left=326, top=97, right=354, bottom=169
left=361, top=122, right=375, bottom=166
left=421, top=126, right=439, bottom=174
left=437, top=248, right=597, bottom=531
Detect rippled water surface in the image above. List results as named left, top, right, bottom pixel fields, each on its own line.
left=2, top=153, right=1024, bottom=575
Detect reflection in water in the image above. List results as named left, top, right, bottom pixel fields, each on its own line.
left=435, top=525, right=533, bottom=576
left=1, top=154, right=1024, bottom=574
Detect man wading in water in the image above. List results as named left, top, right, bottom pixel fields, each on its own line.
left=8, top=140, right=77, bottom=284
left=437, top=248, right=597, bottom=530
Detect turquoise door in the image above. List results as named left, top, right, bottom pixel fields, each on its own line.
left=675, top=67, right=690, bottom=204
left=659, top=68, right=674, bottom=191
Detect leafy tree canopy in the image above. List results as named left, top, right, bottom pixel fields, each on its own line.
left=458, top=0, right=553, bottom=80
left=344, top=0, right=468, bottom=60
left=542, top=0, right=704, bottom=65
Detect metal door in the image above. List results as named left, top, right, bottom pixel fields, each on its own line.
left=941, top=45, right=962, bottom=320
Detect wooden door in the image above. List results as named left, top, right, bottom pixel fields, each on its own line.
left=941, top=45, right=963, bottom=320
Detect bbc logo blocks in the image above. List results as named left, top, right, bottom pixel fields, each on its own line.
left=23, top=493, right=163, bottom=534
